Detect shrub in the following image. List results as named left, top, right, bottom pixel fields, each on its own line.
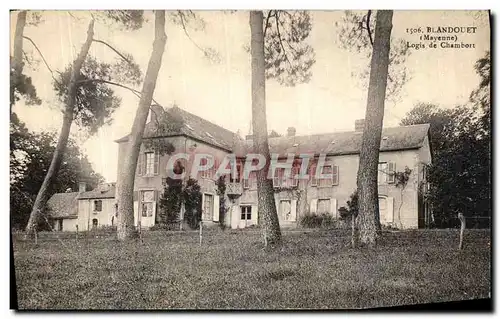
left=215, top=176, right=228, bottom=230
left=183, top=178, right=202, bottom=229
left=299, top=213, right=334, bottom=228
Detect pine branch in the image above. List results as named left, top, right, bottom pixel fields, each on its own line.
left=263, top=10, right=274, bottom=38
left=177, top=10, right=217, bottom=61
left=75, top=78, right=164, bottom=127
left=274, top=11, right=292, bottom=69
left=22, top=35, right=62, bottom=84
left=92, top=39, right=134, bottom=65
left=366, top=10, right=374, bottom=46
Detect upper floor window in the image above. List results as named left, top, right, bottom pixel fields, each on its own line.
left=94, top=200, right=102, bottom=212
left=311, top=163, right=339, bottom=187
left=145, top=152, right=155, bottom=175
left=378, top=162, right=396, bottom=184
left=138, top=151, right=159, bottom=176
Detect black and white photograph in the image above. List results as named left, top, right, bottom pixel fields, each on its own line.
left=9, top=8, right=492, bottom=310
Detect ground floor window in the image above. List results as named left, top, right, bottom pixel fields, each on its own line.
left=241, top=205, right=252, bottom=220
left=141, top=190, right=155, bottom=217
left=57, top=219, right=63, bottom=231
left=280, top=200, right=292, bottom=221
left=317, top=198, right=331, bottom=214
left=92, top=218, right=98, bottom=228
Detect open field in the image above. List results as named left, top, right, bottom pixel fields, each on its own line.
left=12, top=228, right=491, bottom=310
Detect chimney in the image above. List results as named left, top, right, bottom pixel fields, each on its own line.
left=245, top=134, right=253, bottom=140
left=149, top=104, right=164, bottom=124
left=355, top=119, right=365, bottom=132
left=287, top=127, right=296, bottom=137
left=78, top=182, right=87, bottom=193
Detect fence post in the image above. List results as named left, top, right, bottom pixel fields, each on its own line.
left=458, top=212, right=466, bottom=250
left=34, top=228, right=38, bottom=246
left=199, top=220, right=203, bottom=246
left=76, top=225, right=79, bottom=241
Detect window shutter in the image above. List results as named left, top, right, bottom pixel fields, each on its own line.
left=275, top=197, right=280, bottom=216
left=152, top=190, right=158, bottom=219
left=290, top=200, right=297, bottom=221
left=310, top=164, right=317, bottom=186
left=154, top=152, right=160, bottom=175
left=387, top=162, right=396, bottom=184
left=133, top=191, right=138, bottom=201
left=251, top=205, right=258, bottom=224
left=137, top=153, right=143, bottom=176
left=332, top=166, right=339, bottom=186
left=213, top=195, right=220, bottom=222
left=330, top=198, right=337, bottom=218
left=387, top=197, right=394, bottom=223
left=201, top=193, right=205, bottom=220
left=310, top=199, right=317, bottom=214
left=133, top=201, right=139, bottom=226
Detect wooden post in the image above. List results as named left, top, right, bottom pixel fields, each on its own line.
left=199, top=220, right=203, bottom=246
left=458, top=212, right=466, bottom=250
left=138, top=220, right=142, bottom=242
left=76, top=225, right=79, bottom=241
left=34, top=228, right=38, bottom=246
left=351, top=214, right=356, bottom=249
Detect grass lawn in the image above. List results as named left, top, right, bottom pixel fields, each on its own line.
left=12, top=228, right=491, bottom=310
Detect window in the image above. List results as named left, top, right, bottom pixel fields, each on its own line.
left=162, top=178, right=167, bottom=186
left=94, top=200, right=102, bottom=212
left=272, top=167, right=285, bottom=188
left=57, top=219, right=63, bottom=231
left=230, top=161, right=242, bottom=183
left=319, top=165, right=337, bottom=187
left=145, top=152, right=155, bottom=175
left=280, top=200, right=292, bottom=221
left=378, top=162, right=395, bottom=184
left=141, top=190, right=155, bottom=217
left=241, top=205, right=252, bottom=220
left=203, top=194, right=214, bottom=220
left=92, top=218, right=98, bottom=228
left=200, top=157, right=215, bottom=179
left=317, top=199, right=331, bottom=214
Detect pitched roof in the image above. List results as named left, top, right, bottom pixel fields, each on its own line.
left=47, top=192, right=79, bottom=219
left=115, top=106, right=241, bottom=151
left=115, top=106, right=430, bottom=157
left=78, top=183, right=116, bottom=200
left=242, top=124, right=431, bottom=157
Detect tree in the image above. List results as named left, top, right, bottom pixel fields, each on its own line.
left=401, top=76, right=491, bottom=229
left=10, top=10, right=41, bottom=113
left=23, top=12, right=143, bottom=235
left=355, top=10, right=393, bottom=246
left=336, top=10, right=411, bottom=104
left=250, top=10, right=315, bottom=246
left=11, top=117, right=103, bottom=230
left=116, top=10, right=167, bottom=240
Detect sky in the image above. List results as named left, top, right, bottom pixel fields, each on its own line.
left=10, top=10, right=490, bottom=182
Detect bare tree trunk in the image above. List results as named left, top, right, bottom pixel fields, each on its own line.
left=116, top=11, right=167, bottom=241
left=250, top=11, right=282, bottom=246
left=356, top=10, right=393, bottom=247
left=11, top=10, right=27, bottom=113
left=25, top=20, right=95, bottom=235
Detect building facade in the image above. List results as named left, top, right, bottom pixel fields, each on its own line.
left=114, top=106, right=432, bottom=230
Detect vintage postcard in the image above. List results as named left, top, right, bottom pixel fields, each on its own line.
left=10, top=10, right=491, bottom=310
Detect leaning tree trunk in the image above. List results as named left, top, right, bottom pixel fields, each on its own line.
left=116, top=11, right=167, bottom=241
left=25, top=20, right=95, bottom=235
left=11, top=10, right=27, bottom=113
left=356, top=10, right=393, bottom=247
left=250, top=11, right=282, bottom=246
